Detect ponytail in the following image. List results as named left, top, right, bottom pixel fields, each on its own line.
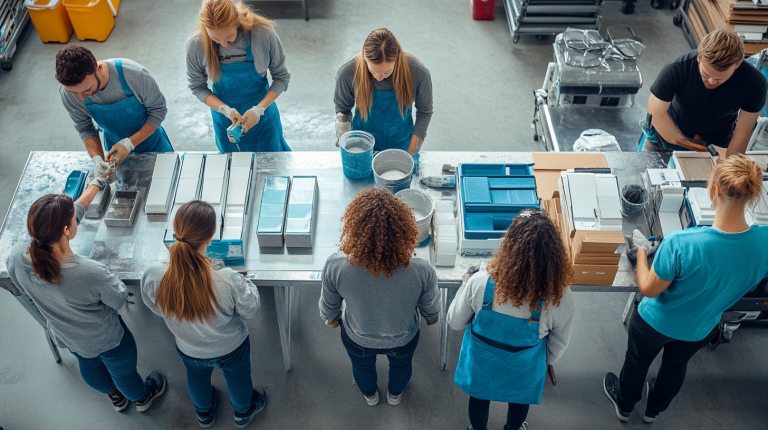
left=353, top=28, right=414, bottom=121
left=26, top=194, right=75, bottom=284
left=708, top=154, right=763, bottom=207
left=155, top=200, right=220, bottom=323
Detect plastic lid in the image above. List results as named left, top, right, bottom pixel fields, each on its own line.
left=25, top=0, right=61, bottom=8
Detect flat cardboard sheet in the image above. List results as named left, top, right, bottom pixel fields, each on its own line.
left=532, top=152, right=608, bottom=199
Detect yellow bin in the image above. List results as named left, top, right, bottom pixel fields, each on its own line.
left=26, top=0, right=74, bottom=43
left=63, top=0, right=115, bottom=42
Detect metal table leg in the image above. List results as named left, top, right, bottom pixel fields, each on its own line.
left=439, top=286, right=458, bottom=371
left=274, top=285, right=292, bottom=371
left=302, top=0, right=309, bottom=21
left=14, top=294, right=61, bottom=363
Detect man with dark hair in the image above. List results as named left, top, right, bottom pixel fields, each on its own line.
left=56, top=45, right=173, bottom=173
left=643, top=29, right=767, bottom=156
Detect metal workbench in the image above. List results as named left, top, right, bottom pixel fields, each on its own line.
left=0, top=151, right=666, bottom=371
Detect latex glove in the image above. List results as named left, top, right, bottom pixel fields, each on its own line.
left=92, top=155, right=111, bottom=177
left=629, top=229, right=659, bottom=260
left=89, top=164, right=115, bottom=189
left=242, top=106, right=266, bottom=133
left=335, top=112, right=351, bottom=147
left=106, top=138, right=134, bottom=165
left=217, top=104, right=242, bottom=126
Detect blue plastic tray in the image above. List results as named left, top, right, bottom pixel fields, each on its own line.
left=63, top=170, right=88, bottom=200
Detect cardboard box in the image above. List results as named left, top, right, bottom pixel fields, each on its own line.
left=532, top=152, right=608, bottom=199
left=572, top=264, right=620, bottom=286
left=668, top=152, right=716, bottom=182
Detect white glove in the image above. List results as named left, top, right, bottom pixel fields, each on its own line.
left=242, top=106, right=266, bottom=133
left=106, top=138, right=134, bottom=165
left=630, top=229, right=659, bottom=258
left=217, top=104, right=242, bottom=125
left=335, top=112, right=351, bottom=147
left=92, top=155, right=111, bottom=177
left=89, top=163, right=115, bottom=188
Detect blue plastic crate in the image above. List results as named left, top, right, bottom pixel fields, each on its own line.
left=63, top=170, right=88, bottom=200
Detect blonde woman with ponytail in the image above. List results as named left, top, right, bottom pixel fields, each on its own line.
left=603, top=155, right=768, bottom=424
left=334, top=28, right=433, bottom=154
left=187, top=0, right=290, bottom=153
left=141, top=200, right=264, bottom=428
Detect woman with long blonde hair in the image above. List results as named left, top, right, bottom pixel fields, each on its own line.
left=187, top=0, right=290, bottom=153
left=334, top=28, right=433, bottom=154
left=141, top=200, right=264, bottom=428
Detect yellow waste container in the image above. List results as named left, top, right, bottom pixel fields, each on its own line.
left=63, top=0, right=115, bottom=42
left=26, top=0, right=74, bottom=43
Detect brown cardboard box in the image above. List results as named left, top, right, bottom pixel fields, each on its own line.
left=532, top=152, right=608, bottom=200
left=572, top=264, right=620, bottom=286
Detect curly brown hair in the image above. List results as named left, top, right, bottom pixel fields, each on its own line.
left=487, top=209, right=573, bottom=312
left=339, top=188, right=419, bottom=277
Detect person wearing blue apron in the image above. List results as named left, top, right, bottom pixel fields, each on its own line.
left=447, top=209, right=575, bottom=430
left=56, top=46, right=173, bottom=175
left=334, top=28, right=433, bottom=159
left=186, top=0, right=291, bottom=154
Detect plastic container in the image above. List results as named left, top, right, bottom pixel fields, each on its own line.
left=620, top=184, right=647, bottom=218
left=26, top=0, right=74, bottom=43
left=339, top=131, right=375, bottom=179
left=372, top=149, right=414, bottom=194
left=396, top=189, right=434, bottom=243
left=63, top=0, right=115, bottom=42
left=471, top=0, right=496, bottom=20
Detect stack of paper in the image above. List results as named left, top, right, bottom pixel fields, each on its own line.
left=145, top=153, right=179, bottom=214
left=687, top=188, right=715, bottom=226
left=595, top=174, right=622, bottom=231
left=222, top=153, right=254, bottom=241
left=434, top=200, right=457, bottom=266
left=659, top=186, right=685, bottom=236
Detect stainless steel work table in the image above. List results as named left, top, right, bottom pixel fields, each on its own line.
left=0, top=150, right=666, bottom=371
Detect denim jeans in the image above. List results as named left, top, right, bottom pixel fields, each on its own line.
left=177, top=337, right=253, bottom=414
left=617, top=311, right=717, bottom=414
left=340, top=325, right=420, bottom=397
left=71, top=316, right=147, bottom=401
left=468, top=396, right=529, bottom=430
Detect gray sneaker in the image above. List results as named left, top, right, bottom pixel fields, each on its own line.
left=386, top=390, right=402, bottom=406
left=135, top=371, right=167, bottom=412
left=603, top=372, right=631, bottom=422
left=234, top=387, right=267, bottom=428
left=643, top=379, right=658, bottom=423
left=364, top=388, right=380, bottom=406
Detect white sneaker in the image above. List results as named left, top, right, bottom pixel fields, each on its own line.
left=386, top=390, right=402, bottom=406
left=364, top=388, right=379, bottom=406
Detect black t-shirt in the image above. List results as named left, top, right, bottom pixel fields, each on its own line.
left=650, top=50, right=767, bottom=148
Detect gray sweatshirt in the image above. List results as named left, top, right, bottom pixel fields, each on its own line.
left=141, top=261, right=260, bottom=359
left=59, top=59, right=168, bottom=143
left=5, top=204, right=128, bottom=358
left=186, top=26, right=290, bottom=103
left=319, top=252, right=440, bottom=349
left=334, top=54, right=433, bottom=141
left=447, top=269, right=575, bottom=365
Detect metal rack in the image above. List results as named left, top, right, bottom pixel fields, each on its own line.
left=673, top=0, right=706, bottom=50
left=0, top=0, right=28, bottom=71
left=502, top=0, right=602, bottom=43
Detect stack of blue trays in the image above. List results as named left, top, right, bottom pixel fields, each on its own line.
left=458, top=163, right=539, bottom=240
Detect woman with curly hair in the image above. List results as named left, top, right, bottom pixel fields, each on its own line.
left=319, top=188, right=440, bottom=407
left=448, top=209, right=575, bottom=430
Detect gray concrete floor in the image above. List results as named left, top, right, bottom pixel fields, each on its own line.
left=1, top=0, right=767, bottom=429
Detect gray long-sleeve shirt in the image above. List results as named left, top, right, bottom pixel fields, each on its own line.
left=141, top=261, right=260, bottom=359
left=186, top=26, right=290, bottom=103
left=334, top=54, right=433, bottom=141
left=447, top=269, right=575, bottom=365
left=319, top=252, right=440, bottom=349
left=59, top=59, right=168, bottom=143
left=6, top=204, right=128, bottom=358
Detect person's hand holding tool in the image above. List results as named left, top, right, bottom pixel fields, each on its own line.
left=218, top=104, right=243, bottom=126
left=629, top=229, right=659, bottom=260
left=89, top=164, right=115, bottom=189
left=106, top=138, right=134, bottom=165
left=92, top=155, right=111, bottom=177
left=242, top=106, right=266, bottom=133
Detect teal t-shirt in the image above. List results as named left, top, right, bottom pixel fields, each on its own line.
left=639, top=225, right=768, bottom=342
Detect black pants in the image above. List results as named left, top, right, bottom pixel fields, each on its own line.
left=468, top=396, right=529, bottom=430
left=617, top=311, right=717, bottom=415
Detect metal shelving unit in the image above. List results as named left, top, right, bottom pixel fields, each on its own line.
left=502, top=0, right=603, bottom=43
left=0, top=0, right=28, bottom=71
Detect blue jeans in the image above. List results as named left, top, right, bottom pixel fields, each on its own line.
left=340, top=325, right=420, bottom=397
left=71, top=316, right=147, bottom=401
left=468, top=396, right=529, bottom=430
left=617, top=311, right=717, bottom=414
left=177, top=337, right=253, bottom=414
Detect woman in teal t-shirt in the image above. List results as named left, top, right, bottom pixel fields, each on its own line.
left=603, top=154, right=768, bottom=424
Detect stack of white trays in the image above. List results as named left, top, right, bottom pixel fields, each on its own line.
left=284, top=176, right=318, bottom=248
left=200, top=154, right=229, bottom=240
left=687, top=188, right=715, bottom=227
left=222, top=152, right=254, bottom=241
left=595, top=175, right=622, bottom=231
left=434, top=200, right=458, bottom=267
left=658, top=186, right=685, bottom=236
left=145, top=153, right=180, bottom=215
left=174, top=154, right=204, bottom=205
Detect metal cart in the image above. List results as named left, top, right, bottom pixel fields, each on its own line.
left=502, top=0, right=602, bottom=43
left=0, top=0, right=29, bottom=72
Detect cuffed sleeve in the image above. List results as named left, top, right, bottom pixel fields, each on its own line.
left=417, top=264, right=440, bottom=322
left=412, top=63, right=433, bottom=141
left=262, top=27, right=290, bottom=95
left=319, top=259, right=343, bottom=321
left=544, top=288, right=575, bottom=365
left=334, top=58, right=357, bottom=117
left=186, top=32, right=215, bottom=103
left=228, top=270, right=261, bottom=320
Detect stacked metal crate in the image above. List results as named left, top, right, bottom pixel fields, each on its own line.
left=502, top=0, right=602, bottom=43
left=0, top=0, right=29, bottom=71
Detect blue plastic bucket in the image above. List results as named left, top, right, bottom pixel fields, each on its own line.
left=339, top=131, right=375, bottom=179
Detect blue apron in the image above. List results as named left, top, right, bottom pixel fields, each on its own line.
left=351, top=89, right=414, bottom=152
left=211, top=31, right=290, bottom=153
left=454, top=277, right=547, bottom=404
left=85, top=59, right=173, bottom=154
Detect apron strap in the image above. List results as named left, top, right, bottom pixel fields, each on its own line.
left=113, top=59, right=133, bottom=97
left=482, top=277, right=496, bottom=310
left=530, top=300, right=543, bottom=323
left=245, top=31, right=254, bottom=62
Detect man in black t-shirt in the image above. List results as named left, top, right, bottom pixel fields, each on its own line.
left=645, top=29, right=767, bottom=156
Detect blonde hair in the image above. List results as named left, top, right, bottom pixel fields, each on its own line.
left=196, top=0, right=274, bottom=82
left=155, top=201, right=220, bottom=323
left=353, top=28, right=414, bottom=121
left=698, top=29, right=744, bottom=72
left=708, top=154, right=763, bottom=208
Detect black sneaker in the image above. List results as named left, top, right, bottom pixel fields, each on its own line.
left=643, top=379, right=658, bottom=423
left=234, top=387, right=267, bottom=428
left=197, top=386, right=218, bottom=428
left=109, top=391, right=129, bottom=412
left=135, top=371, right=167, bottom=412
left=603, top=372, right=631, bottom=422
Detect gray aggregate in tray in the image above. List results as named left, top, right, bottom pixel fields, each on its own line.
left=104, top=191, right=142, bottom=228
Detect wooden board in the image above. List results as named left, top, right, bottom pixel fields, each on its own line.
left=679, top=157, right=715, bottom=181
